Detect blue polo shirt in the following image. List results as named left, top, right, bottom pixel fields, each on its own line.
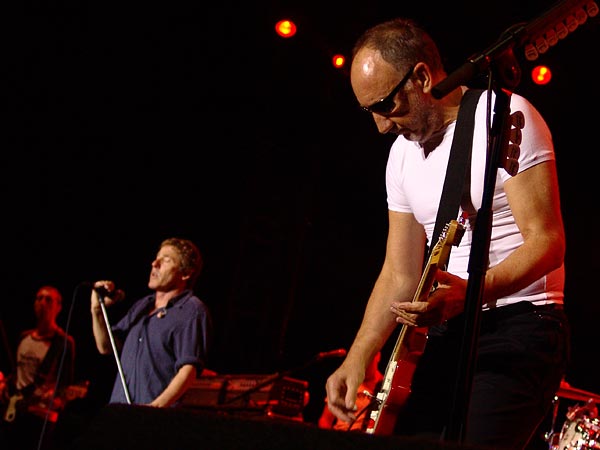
left=108, top=290, right=212, bottom=405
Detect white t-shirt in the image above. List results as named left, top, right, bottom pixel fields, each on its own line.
left=385, top=90, right=564, bottom=309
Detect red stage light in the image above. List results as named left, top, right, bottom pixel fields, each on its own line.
left=531, top=65, right=552, bottom=85
left=275, top=20, right=297, bottom=38
left=332, top=54, right=346, bottom=69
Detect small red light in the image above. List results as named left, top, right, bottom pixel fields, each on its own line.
left=275, top=20, right=297, bottom=38
left=531, top=65, right=552, bottom=85
left=332, top=54, right=346, bottom=69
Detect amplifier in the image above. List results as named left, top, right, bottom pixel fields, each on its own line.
left=180, top=374, right=309, bottom=419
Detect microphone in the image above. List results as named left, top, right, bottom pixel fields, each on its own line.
left=316, top=349, right=347, bottom=360
left=94, top=286, right=126, bottom=302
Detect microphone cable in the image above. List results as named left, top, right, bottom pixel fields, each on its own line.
left=35, top=281, right=87, bottom=450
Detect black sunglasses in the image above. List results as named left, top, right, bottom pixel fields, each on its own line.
left=360, top=64, right=415, bottom=115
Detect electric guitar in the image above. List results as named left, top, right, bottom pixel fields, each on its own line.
left=365, top=219, right=465, bottom=435
left=2, top=381, right=89, bottom=424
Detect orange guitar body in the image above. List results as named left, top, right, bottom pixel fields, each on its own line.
left=365, top=220, right=465, bottom=435
left=366, top=326, right=428, bottom=435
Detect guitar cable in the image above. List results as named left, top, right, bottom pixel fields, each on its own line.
left=342, top=390, right=381, bottom=432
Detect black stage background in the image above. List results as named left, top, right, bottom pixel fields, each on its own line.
left=1, top=0, right=598, bottom=439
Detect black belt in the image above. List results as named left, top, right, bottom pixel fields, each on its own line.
left=482, top=301, right=562, bottom=322
left=434, top=302, right=563, bottom=336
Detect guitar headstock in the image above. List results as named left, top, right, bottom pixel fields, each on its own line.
left=440, top=219, right=466, bottom=248
left=428, top=219, right=466, bottom=269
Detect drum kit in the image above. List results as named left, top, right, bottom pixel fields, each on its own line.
left=545, top=380, right=600, bottom=450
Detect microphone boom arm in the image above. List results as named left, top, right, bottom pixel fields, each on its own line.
left=432, top=0, right=598, bottom=99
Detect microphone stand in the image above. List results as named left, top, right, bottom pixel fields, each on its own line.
left=97, top=291, right=132, bottom=405
left=433, top=0, right=595, bottom=442
left=444, top=73, right=515, bottom=443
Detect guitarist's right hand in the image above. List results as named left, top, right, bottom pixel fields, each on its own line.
left=324, top=358, right=366, bottom=424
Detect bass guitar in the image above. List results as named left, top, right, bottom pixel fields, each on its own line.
left=365, top=219, right=465, bottom=435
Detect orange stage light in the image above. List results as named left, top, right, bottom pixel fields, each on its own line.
left=275, top=20, right=297, bottom=38
left=332, top=54, right=346, bottom=69
left=531, top=65, right=552, bottom=85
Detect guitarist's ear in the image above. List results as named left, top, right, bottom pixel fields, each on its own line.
left=413, top=62, right=434, bottom=95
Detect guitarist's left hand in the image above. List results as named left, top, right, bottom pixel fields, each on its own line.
left=390, top=271, right=467, bottom=327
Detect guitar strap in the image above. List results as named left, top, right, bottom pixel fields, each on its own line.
left=34, top=330, right=65, bottom=387
left=429, top=88, right=483, bottom=266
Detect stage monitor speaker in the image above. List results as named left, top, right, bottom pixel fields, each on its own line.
left=66, top=404, right=490, bottom=450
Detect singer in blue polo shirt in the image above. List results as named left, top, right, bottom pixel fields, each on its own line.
left=90, top=237, right=212, bottom=407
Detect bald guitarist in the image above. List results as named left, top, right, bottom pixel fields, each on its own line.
left=324, top=17, right=570, bottom=450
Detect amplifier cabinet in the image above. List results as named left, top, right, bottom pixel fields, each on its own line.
left=180, top=374, right=309, bottom=419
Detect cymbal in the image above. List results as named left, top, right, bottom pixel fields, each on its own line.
left=557, top=380, right=600, bottom=403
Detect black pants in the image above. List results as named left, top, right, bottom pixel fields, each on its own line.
left=394, top=302, right=570, bottom=450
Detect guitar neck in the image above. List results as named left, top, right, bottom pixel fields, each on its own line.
left=365, top=220, right=465, bottom=436
left=386, top=241, right=446, bottom=365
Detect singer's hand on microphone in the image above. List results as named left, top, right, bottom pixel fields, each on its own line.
left=91, top=280, right=122, bottom=312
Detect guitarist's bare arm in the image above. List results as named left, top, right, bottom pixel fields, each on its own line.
left=480, top=162, right=564, bottom=301
left=325, top=211, right=426, bottom=424
left=357, top=211, right=426, bottom=351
